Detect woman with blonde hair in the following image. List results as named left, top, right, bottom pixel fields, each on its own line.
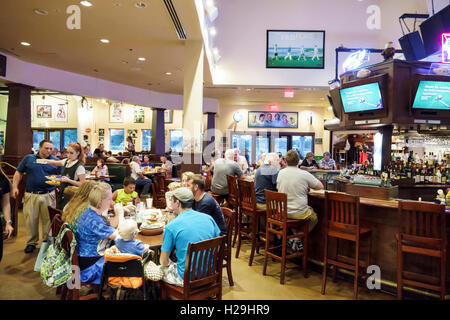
left=62, top=180, right=99, bottom=233
left=181, top=171, right=194, bottom=187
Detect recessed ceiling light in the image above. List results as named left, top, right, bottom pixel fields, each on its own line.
left=205, top=0, right=215, bottom=8
left=135, top=2, right=147, bottom=8
left=138, top=57, right=146, bottom=61
left=80, top=1, right=93, bottom=7
left=209, top=27, right=217, bottom=37
left=100, top=39, right=110, bottom=43
left=165, top=72, right=172, bottom=75
left=21, top=42, right=31, bottom=46
left=328, top=106, right=333, bottom=110
left=121, top=60, right=128, bottom=64
left=131, top=67, right=141, bottom=71
left=34, top=9, right=48, bottom=15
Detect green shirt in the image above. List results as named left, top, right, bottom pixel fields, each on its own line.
left=115, top=189, right=138, bottom=206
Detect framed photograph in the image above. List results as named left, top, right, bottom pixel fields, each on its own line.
left=55, top=104, right=68, bottom=122
left=98, top=129, right=105, bottom=137
left=266, top=30, right=325, bottom=69
left=36, top=105, right=52, bottom=118
left=134, top=107, right=145, bottom=123
left=99, top=136, right=105, bottom=142
left=110, top=103, right=123, bottom=123
left=248, top=111, right=298, bottom=128
left=164, top=110, right=173, bottom=124
left=127, top=129, right=138, bottom=140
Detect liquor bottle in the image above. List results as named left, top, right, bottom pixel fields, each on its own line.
left=436, top=168, right=442, bottom=184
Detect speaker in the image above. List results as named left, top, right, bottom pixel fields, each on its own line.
left=399, top=31, right=427, bottom=60
left=327, top=95, right=339, bottom=118
left=420, top=6, right=447, bottom=55
left=0, top=54, right=6, bottom=77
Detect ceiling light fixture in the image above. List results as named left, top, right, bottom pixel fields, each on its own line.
left=134, top=1, right=147, bottom=8
left=21, top=42, right=31, bottom=46
left=138, top=57, right=146, bottom=61
left=165, top=72, right=172, bottom=75
left=34, top=9, right=49, bottom=15
left=100, top=39, right=110, bottom=43
left=80, top=1, right=93, bottom=7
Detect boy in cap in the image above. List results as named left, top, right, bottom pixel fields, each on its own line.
left=159, top=187, right=220, bottom=287
left=115, top=219, right=150, bottom=257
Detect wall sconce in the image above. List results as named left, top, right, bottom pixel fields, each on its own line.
left=308, top=112, right=313, bottom=125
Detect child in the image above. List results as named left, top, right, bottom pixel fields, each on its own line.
left=112, top=177, right=139, bottom=206
left=115, top=219, right=150, bottom=257
left=91, top=158, right=110, bottom=182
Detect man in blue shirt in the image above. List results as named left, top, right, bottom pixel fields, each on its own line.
left=12, top=139, right=61, bottom=253
left=160, top=187, right=220, bottom=287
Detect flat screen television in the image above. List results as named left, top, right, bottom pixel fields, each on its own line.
left=340, top=82, right=384, bottom=113
left=412, top=80, right=450, bottom=110
left=266, top=30, right=325, bottom=69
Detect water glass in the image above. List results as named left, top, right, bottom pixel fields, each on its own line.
left=146, top=198, right=153, bottom=209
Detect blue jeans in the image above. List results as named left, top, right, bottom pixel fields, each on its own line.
left=136, top=177, right=152, bottom=195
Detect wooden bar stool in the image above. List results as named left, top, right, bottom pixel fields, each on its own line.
left=226, top=174, right=240, bottom=248
left=262, top=190, right=309, bottom=284
left=235, top=179, right=265, bottom=266
left=397, top=200, right=446, bottom=300
left=321, top=191, right=372, bottom=300
left=221, top=207, right=237, bottom=286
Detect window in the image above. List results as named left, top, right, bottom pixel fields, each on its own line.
left=33, top=130, right=45, bottom=151
left=272, top=136, right=288, bottom=156
left=32, top=128, right=78, bottom=152
left=232, top=134, right=252, bottom=163
left=63, top=129, right=78, bottom=149
left=292, top=135, right=313, bottom=159
left=110, top=129, right=125, bottom=152
left=49, top=131, right=61, bottom=151
left=142, top=129, right=152, bottom=152
left=256, top=136, right=269, bottom=161
left=170, top=130, right=183, bottom=152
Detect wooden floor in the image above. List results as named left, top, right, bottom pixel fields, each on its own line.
left=0, top=212, right=395, bottom=300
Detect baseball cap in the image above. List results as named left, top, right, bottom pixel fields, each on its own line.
left=118, top=219, right=139, bottom=241
left=166, top=187, right=194, bottom=203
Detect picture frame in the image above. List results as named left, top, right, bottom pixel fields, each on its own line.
left=127, top=129, right=138, bottom=140
left=36, top=105, right=52, bottom=118
left=55, top=104, right=68, bottom=122
left=109, top=103, right=123, bottom=123
left=248, top=111, right=299, bottom=128
left=134, top=107, right=145, bottom=123
left=164, top=109, right=173, bottom=124
left=266, top=30, right=325, bottom=69
left=98, top=129, right=105, bottom=137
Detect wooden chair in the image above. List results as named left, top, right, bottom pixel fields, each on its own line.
left=235, top=179, right=266, bottom=266
left=203, top=171, right=212, bottom=192
left=321, top=191, right=372, bottom=300
left=152, top=174, right=167, bottom=209
left=221, top=207, right=236, bottom=286
left=48, top=206, right=62, bottom=229
left=262, top=190, right=309, bottom=284
left=50, top=213, right=64, bottom=238
left=160, top=236, right=226, bottom=300
left=226, top=174, right=240, bottom=248
left=397, top=200, right=446, bottom=300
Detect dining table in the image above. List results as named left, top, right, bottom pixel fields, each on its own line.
left=86, top=175, right=116, bottom=180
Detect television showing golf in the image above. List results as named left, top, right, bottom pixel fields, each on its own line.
left=412, top=80, right=450, bottom=110
left=266, top=30, right=325, bottom=69
left=340, top=82, right=384, bottom=113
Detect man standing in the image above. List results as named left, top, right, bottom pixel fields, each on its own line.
left=12, top=140, right=61, bottom=253
left=211, top=149, right=243, bottom=196
left=187, top=174, right=227, bottom=235
left=160, top=188, right=220, bottom=287
left=130, top=156, right=152, bottom=195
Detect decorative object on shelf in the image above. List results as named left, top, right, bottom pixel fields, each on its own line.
left=134, top=107, right=145, bottom=123
left=357, top=68, right=372, bottom=78
left=110, top=102, right=123, bottom=123
left=36, top=105, right=52, bottom=118
left=248, top=111, right=298, bottom=128
left=98, top=128, right=105, bottom=136
left=55, top=104, right=68, bottom=122
left=381, top=41, right=395, bottom=61
left=343, top=49, right=370, bottom=72
left=164, top=109, right=173, bottom=124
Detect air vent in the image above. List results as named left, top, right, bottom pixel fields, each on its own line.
left=163, top=0, right=186, bottom=40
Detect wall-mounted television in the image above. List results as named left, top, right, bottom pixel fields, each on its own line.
left=340, top=82, right=384, bottom=113
left=266, top=30, right=325, bottom=69
left=412, top=80, right=450, bottom=110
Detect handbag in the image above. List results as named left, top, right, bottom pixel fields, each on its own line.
left=33, top=237, right=54, bottom=272
left=40, top=224, right=77, bottom=288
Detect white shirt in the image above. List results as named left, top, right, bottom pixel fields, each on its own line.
left=130, top=161, right=142, bottom=180
left=237, top=155, right=248, bottom=172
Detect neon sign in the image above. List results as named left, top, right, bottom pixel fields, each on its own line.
left=342, top=49, right=370, bottom=72
left=442, top=33, right=450, bottom=64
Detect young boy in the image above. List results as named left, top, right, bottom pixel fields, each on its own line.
left=112, top=177, right=139, bottom=206
left=115, top=219, right=150, bottom=257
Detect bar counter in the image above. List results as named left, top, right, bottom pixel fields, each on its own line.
left=307, top=189, right=450, bottom=298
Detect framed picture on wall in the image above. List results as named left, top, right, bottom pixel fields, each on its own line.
left=266, top=30, right=325, bottom=69
left=99, top=136, right=105, bottom=142
left=134, top=107, right=145, bottom=123
left=164, top=110, right=173, bottom=124
left=55, top=104, right=68, bottom=122
left=110, top=103, right=123, bottom=123
left=248, top=111, right=298, bottom=128
left=127, top=129, right=138, bottom=140
left=98, top=128, right=105, bottom=137
left=36, top=105, right=52, bottom=118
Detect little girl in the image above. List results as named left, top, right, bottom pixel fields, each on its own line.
left=91, top=158, right=110, bottom=182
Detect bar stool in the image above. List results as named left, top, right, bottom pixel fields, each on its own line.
left=321, top=191, right=372, bottom=300
left=397, top=200, right=446, bottom=300
left=235, top=179, right=265, bottom=266
left=226, top=175, right=240, bottom=247
left=262, top=190, right=309, bottom=284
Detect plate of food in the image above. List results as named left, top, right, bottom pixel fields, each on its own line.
left=141, top=221, right=164, bottom=230
left=46, top=175, right=62, bottom=181
left=45, top=180, right=61, bottom=186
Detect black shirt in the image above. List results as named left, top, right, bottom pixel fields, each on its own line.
left=300, top=159, right=318, bottom=168
left=193, top=192, right=227, bottom=236
left=0, top=174, right=10, bottom=200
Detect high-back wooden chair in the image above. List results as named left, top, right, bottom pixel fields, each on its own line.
left=235, top=179, right=266, bottom=266
left=262, top=190, right=309, bottom=284
left=226, top=175, right=240, bottom=247
left=48, top=206, right=62, bottom=229
left=203, top=171, right=212, bottom=192
left=221, top=207, right=236, bottom=286
left=50, top=213, right=64, bottom=238
left=397, top=200, right=446, bottom=300
left=321, top=191, right=372, bottom=300
left=160, top=236, right=226, bottom=300
left=152, top=174, right=167, bottom=209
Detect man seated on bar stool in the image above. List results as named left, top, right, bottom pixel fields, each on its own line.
left=255, top=152, right=280, bottom=211
left=277, top=150, right=324, bottom=251
left=130, top=156, right=152, bottom=195
left=318, top=152, right=336, bottom=170
left=210, top=149, right=243, bottom=197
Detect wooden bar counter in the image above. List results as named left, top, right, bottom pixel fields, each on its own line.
left=307, top=189, right=450, bottom=298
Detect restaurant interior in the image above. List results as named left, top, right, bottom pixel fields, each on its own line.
left=0, top=0, right=449, bottom=301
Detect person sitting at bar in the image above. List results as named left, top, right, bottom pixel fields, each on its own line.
left=105, top=151, right=119, bottom=163
left=299, top=152, right=318, bottom=170
left=159, top=187, right=220, bottom=287
left=277, top=150, right=324, bottom=251
left=255, top=152, right=280, bottom=210
left=187, top=174, right=227, bottom=236
left=130, top=156, right=152, bottom=195
left=211, top=149, right=243, bottom=196
left=140, top=155, right=154, bottom=168
left=279, top=153, right=287, bottom=169
left=234, top=148, right=249, bottom=173
left=319, top=152, right=337, bottom=170
left=181, top=171, right=194, bottom=187
left=160, top=155, right=173, bottom=174
left=91, top=158, right=110, bottom=182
